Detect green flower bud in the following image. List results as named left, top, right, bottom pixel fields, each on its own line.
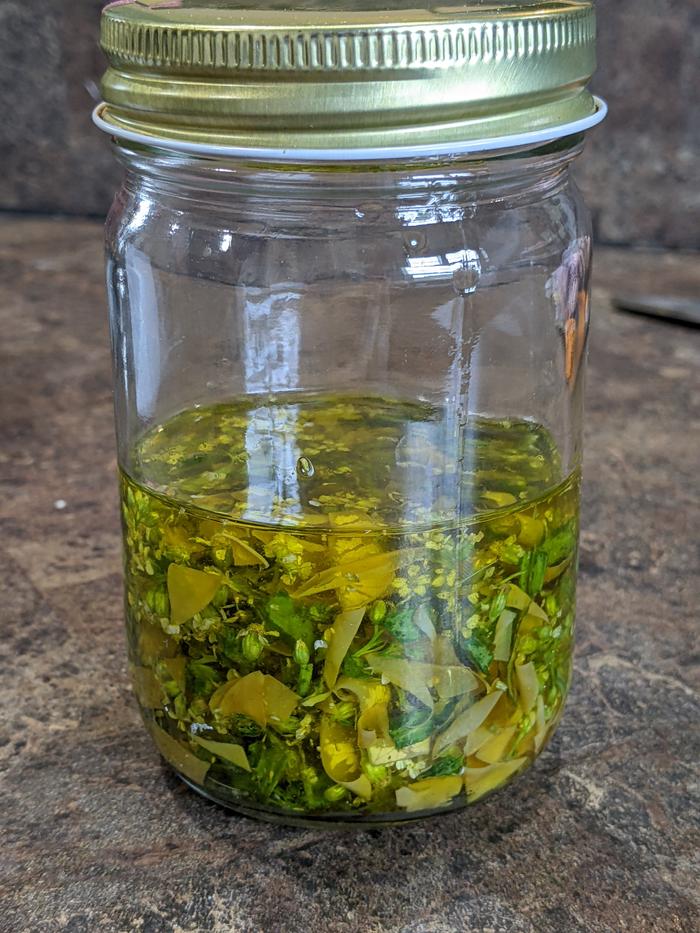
left=211, top=585, right=230, bottom=609
left=242, top=631, right=264, bottom=662
left=488, top=590, right=507, bottom=622
left=362, top=762, right=389, bottom=785
left=297, top=663, right=313, bottom=697
left=369, top=600, right=387, bottom=624
left=294, top=639, right=310, bottom=666
left=331, top=700, right=356, bottom=725
left=324, top=784, right=348, bottom=803
left=212, top=546, right=232, bottom=570
left=146, top=586, right=170, bottom=618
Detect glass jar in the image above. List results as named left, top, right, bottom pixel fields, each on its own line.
left=97, top=0, right=605, bottom=826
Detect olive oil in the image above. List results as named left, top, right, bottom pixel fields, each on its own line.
left=122, top=394, right=578, bottom=820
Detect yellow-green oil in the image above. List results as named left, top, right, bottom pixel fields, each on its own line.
left=121, top=395, right=579, bottom=820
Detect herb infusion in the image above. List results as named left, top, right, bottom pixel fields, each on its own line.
left=122, top=394, right=578, bottom=821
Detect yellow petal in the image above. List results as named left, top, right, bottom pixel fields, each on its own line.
left=214, top=671, right=268, bottom=726
left=262, top=675, right=299, bottom=722
left=544, top=558, right=572, bottom=583
left=515, top=662, right=539, bottom=712
left=228, top=536, right=269, bottom=567
left=335, top=677, right=391, bottom=713
left=208, top=681, right=231, bottom=711
left=149, top=722, right=210, bottom=785
left=294, top=550, right=402, bottom=602
left=395, top=775, right=463, bottom=812
left=463, top=757, right=527, bottom=801
left=505, top=584, right=531, bottom=611
left=474, top=726, right=517, bottom=764
left=340, top=774, right=373, bottom=800
left=357, top=702, right=391, bottom=748
left=160, top=656, right=186, bottom=693
left=320, top=716, right=362, bottom=784
left=324, top=608, right=366, bottom=688
left=193, top=737, right=251, bottom=771
left=534, top=694, right=548, bottom=752
left=138, top=621, right=178, bottom=665
left=367, top=738, right=431, bottom=766
left=365, top=656, right=434, bottom=708
left=526, top=600, right=549, bottom=621
left=433, top=690, right=505, bottom=755
left=365, top=654, right=479, bottom=707
left=211, top=671, right=299, bottom=727
left=167, top=564, right=222, bottom=626
left=131, top=666, right=162, bottom=708
left=434, top=664, right=480, bottom=699
left=432, top=635, right=462, bottom=668
left=463, top=724, right=494, bottom=756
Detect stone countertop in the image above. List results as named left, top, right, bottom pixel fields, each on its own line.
left=1, top=217, right=698, bottom=933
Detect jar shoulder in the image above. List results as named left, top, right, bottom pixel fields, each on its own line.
left=106, top=168, right=590, bottom=286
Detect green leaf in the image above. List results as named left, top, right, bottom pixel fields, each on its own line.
left=528, top=550, right=548, bottom=594
left=263, top=594, right=315, bottom=649
left=255, top=740, right=291, bottom=797
left=543, top=524, right=577, bottom=565
left=518, top=551, right=532, bottom=593
left=187, top=660, right=222, bottom=699
left=389, top=704, right=434, bottom=749
left=519, top=549, right=548, bottom=596
left=341, top=653, right=371, bottom=679
left=219, top=628, right=244, bottom=663
left=421, top=753, right=464, bottom=778
left=382, top=607, right=423, bottom=643
left=488, top=590, right=507, bottom=623
left=459, top=630, right=494, bottom=674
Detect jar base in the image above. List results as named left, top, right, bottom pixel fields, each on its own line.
left=177, top=772, right=467, bottom=830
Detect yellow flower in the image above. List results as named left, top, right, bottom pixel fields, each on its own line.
left=264, top=533, right=305, bottom=560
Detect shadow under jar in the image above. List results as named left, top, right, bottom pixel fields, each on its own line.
left=96, top=0, right=606, bottom=826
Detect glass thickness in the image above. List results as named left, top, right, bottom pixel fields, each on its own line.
left=122, top=393, right=579, bottom=823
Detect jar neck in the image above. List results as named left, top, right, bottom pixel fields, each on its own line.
left=115, top=136, right=584, bottom=213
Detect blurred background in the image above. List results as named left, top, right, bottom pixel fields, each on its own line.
left=0, top=0, right=698, bottom=248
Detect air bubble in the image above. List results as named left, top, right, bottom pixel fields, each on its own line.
left=404, top=230, right=428, bottom=252
left=452, top=258, right=481, bottom=296
left=296, top=456, right=315, bottom=478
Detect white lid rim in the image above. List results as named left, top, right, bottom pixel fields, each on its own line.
left=93, top=97, right=607, bottom=162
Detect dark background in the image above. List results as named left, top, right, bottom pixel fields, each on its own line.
left=1, top=0, right=698, bottom=249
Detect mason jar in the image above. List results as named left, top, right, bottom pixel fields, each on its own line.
left=95, top=0, right=606, bottom=826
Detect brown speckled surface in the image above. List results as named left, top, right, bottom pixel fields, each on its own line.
left=1, top=218, right=699, bottom=933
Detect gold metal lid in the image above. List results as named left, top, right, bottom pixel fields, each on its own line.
left=97, top=0, right=603, bottom=158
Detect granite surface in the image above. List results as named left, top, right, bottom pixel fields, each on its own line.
left=1, top=217, right=699, bottom=932
left=1, top=0, right=699, bottom=249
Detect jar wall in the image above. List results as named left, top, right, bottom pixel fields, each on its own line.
left=107, top=140, right=591, bottom=824
left=106, top=141, right=591, bottom=480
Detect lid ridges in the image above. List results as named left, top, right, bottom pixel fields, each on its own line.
left=101, top=8, right=593, bottom=74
